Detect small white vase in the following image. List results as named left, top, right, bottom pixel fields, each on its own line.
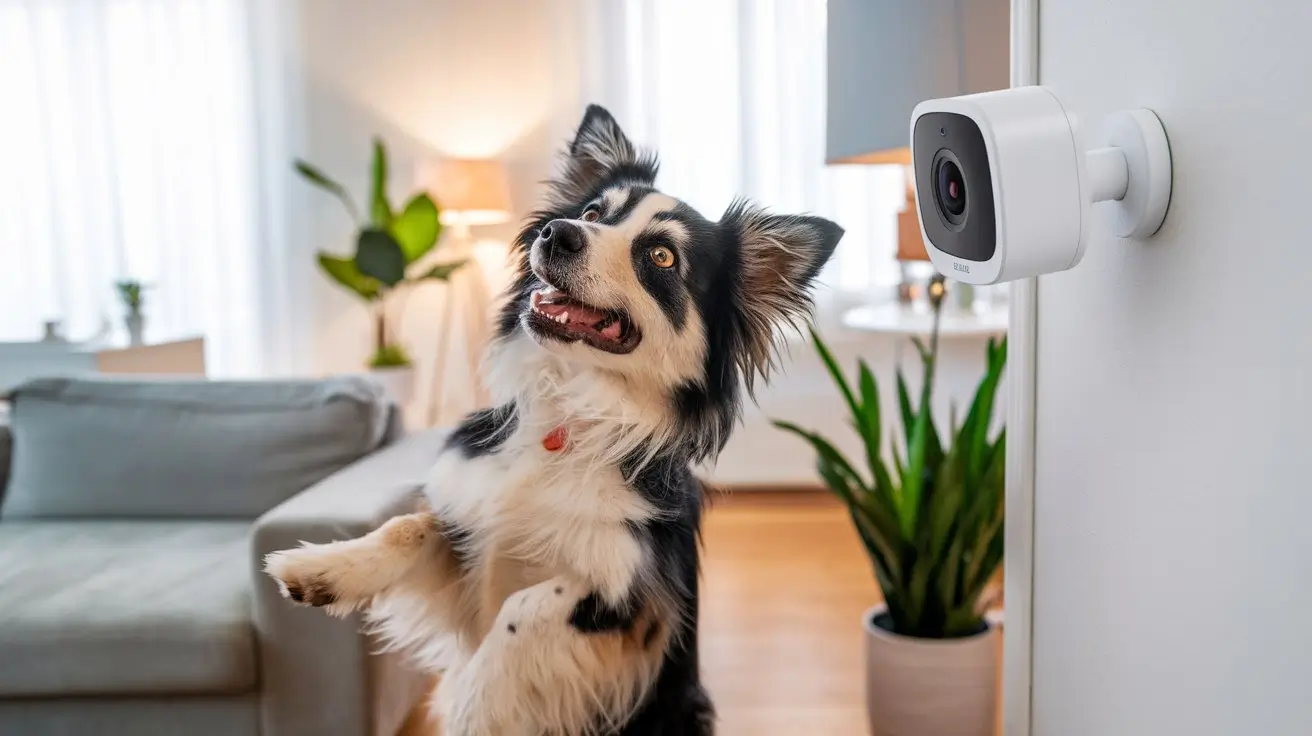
left=864, top=604, right=998, bottom=736
left=124, top=313, right=145, bottom=346
left=369, top=365, right=415, bottom=408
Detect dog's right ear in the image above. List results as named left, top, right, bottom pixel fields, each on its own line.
left=548, top=105, right=656, bottom=206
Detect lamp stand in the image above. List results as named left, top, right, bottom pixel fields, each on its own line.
left=426, top=222, right=495, bottom=427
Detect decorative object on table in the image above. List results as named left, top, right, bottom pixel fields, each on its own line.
left=893, top=166, right=935, bottom=306
left=774, top=274, right=1007, bottom=736
left=293, top=139, right=469, bottom=407
left=41, top=320, right=65, bottom=343
left=114, top=279, right=149, bottom=346
left=415, top=157, right=513, bottom=425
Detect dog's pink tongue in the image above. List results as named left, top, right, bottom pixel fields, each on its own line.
left=600, top=319, right=622, bottom=341
left=537, top=300, right=607, bottom=329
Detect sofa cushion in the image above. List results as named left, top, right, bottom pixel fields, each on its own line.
left=0, top=520, right=255, bottom=697
left=1, top=376, right=394, bottom=519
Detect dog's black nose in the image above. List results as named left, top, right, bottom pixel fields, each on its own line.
left=539, top=220, right=586, bottom=253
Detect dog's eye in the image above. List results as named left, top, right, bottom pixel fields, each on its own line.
left=649, top=246, right=676, bottom=269
left=580, top=207, right=601, bottom=222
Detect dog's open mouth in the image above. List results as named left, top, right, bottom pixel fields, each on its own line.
left=526, top=284, right=641, bottom=354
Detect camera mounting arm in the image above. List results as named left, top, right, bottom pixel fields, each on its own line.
left=1085, top=109, right=1173, bottom=239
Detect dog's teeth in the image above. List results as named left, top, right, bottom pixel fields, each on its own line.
left=558, top=312, right=569, bottom=323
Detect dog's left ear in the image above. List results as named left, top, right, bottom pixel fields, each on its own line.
left=550, top=105, right=656, bottom=206
left=721, top=200, right=844, bottom=380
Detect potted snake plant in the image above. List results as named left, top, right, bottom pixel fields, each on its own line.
left=774, top=276, right=1006, bottom=736
left=114, top=279, right=149, bottom=346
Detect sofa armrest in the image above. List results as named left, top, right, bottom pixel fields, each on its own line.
left=0, top=420, right=11, bottom=507
left=251, top=428, right=448, bottom=736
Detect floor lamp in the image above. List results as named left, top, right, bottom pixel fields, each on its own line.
left=419, top=158, right=512, bottom=427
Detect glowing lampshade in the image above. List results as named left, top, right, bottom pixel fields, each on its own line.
left=420, top=158, right=513, bottom=228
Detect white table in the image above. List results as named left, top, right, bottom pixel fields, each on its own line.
left=841, top=301, right=1008, bottom=338
left=0, top=335, right=206, bottom=394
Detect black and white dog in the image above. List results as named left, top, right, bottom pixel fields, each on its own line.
left=264, top=105, right=842, bottom=735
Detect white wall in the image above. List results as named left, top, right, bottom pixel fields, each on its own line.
left=1033, top=1, right=1312, bottom=733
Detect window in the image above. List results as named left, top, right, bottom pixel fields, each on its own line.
left=581, top=0, right=905, bottom=314
left=0, top=0, right=279, bottom=376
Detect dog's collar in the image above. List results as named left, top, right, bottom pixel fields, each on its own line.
left=542, top=425, right=568, bottom=452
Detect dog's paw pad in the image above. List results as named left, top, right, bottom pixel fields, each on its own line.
left=265, top=549, right=340, bottom=608
left=283, top=578, right=337, bottom=607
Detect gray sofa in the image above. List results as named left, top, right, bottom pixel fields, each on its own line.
left=0, top=377, right=444, bottom=736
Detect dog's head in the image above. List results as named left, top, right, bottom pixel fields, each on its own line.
left=494, top=105, right=843, bottom=460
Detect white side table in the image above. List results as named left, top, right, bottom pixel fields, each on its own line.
left=0, top=335, right=206, bottom=394
left=842, top=302, right=1008, bottom=338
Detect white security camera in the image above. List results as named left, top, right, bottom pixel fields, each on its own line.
left=909, top=86, right=1173, bottom=285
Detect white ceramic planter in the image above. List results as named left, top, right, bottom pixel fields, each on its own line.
left=368, top=365, right=415, bottom=408
left=863, top=604, right=998, bottom=736
left=124, top=313, right=145, bottom=346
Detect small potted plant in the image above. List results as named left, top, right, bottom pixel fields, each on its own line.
left=774, top=275, right=1006, bottom=736
left=115, top=279, right=148, bottom=346
left=294, top=139, right=467, bottom=405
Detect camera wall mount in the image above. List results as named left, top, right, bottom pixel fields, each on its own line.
left=1088, top=109, right=1173, bottom=239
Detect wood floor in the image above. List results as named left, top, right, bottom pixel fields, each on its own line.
left=401, top=491, right=1002, bottom=735
left=698, top=491, right=878, bottom=733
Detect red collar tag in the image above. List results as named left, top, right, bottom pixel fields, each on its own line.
left=542, top=426, right=568, bottom=452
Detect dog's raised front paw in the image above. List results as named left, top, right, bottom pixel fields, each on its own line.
left=264, top=546, right=344, bottom=611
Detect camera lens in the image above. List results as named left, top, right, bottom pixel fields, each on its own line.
left=915, top=112, right=994, bottom=261
left=937, top=160, right=966, bottom=216
left=932, top=152, right=967, bottom=226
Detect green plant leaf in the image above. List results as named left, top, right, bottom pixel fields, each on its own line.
left=904, top=548, right=933, bottom=631
left=891, top=436, right=906, bottom=479
left=370, top=138, right=392, bottom=227
left=962, top=443, right=1006, bottom=592
left=772, top=420, right=866, bottom=492
left=952, top=336, right=1007, bottom=490
left=354, top=228, right=406, bottom=287
left=902, top=401, right=931, bottom=538
left=925, top=460, right=965, bottom=564
left=909, top=335, right=930, bottom=364
left=774, top=419, right=906, bottom=595
left=896, top=368, right=945, bottom=474
left=391, top=193, right=441, bottom=263
left=294, top=160, right=362, bottom=223
left=810, top=327, right=861, bottom=422
left=938, top=535, right=966, bottom=614
left=820, top=456, right=902, bottom=583
left=856, top=360, right=897, bottom=503
left=317, top=252, right=380, bottom=300
left=896, top=370, right=915, bottom=446
left=415, top=259, right=469, bottom=282
left=967, top=355, right=1006, bottom=482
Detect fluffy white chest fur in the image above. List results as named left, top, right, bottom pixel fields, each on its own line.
left=416, top=342, right=673, bottom=644
left=424, top=408, right=658, bottom=616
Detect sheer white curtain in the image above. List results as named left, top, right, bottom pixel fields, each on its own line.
left=580, top=0, right=905, bottom=313
left=0, top=0, right=303, bottom=377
